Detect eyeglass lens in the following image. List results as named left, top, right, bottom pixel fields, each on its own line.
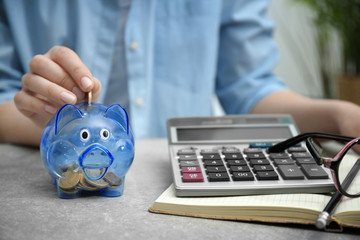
left=311, top=138, right=360, bottom=197
left=338, top=143, right=360, bottom=196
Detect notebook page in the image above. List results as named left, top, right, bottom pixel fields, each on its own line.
left=334, top=196, right=360, bottom=215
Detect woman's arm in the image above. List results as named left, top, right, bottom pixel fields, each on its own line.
left=0, top=101, right=42, bottom=146
left=251, top=90, right=360, bottom=137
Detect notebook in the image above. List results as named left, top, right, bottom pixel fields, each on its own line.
left=149, top=184, right=360, bottom=232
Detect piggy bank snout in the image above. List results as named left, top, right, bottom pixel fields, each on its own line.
left=79, top=144, right=114, bottom=180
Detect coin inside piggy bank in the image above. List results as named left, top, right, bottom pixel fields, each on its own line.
left=40, top=102, right=134, bottom=199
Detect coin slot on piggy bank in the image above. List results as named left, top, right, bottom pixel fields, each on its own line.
left=40, top=102, right=134, bottom=199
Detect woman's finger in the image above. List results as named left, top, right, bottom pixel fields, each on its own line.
left=21, top=73, right=77, bottom=107
left=29, top=54, right=86, bottom=101
left=45, top=46, right=94, bottom=92
left=14, top=90, right=56, bottom=127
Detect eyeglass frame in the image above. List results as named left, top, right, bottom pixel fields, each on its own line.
left=268, top=132, right=360, bottom=198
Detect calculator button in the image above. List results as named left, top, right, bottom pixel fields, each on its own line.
left=182, top=173, right=204, bottom=182
left=249, top=159, right=270, bottom=166
left=179, top=160, right=200, bottom=167
left=277, top=165, right=305, bottom=180
left=287, top=146, right=307, bottom=153
left=292, top=152, right=312, bottom=159
left=269, top=153, right=290, bottom=159
left=273, top=159, right=296, bottom=166
left=222, top=147, right=241, bottom=154
left=201, top=153, right=221, bottom=160
left=253, top=165, right=274, bottom=172
left=296, top=158, right=317, bottom=165
left=256, top=171, right=279, bottom=180
left=249, top=143, right=273, bottom=148
left=200, top=149, right=219, bottom=154
left=246, top=153, right=266, bottom=159
left=229, top=165, right=250, bottom=172
left=181, top=166, right=202, bottom=173
left=178, top=155, right=198, bottom=161
left=226, top=159, right=247, bottom=166
left=206, top=166, right=227, bottom=173
left=243, top=148, right=262, bottom=154
left=208, top=172, right=230, bottom=182
left=232, top=172, right=254, bottom=181
left=177, top=149, right=196, bottom=155
left=223, top=153, right=244, bottom=160
left=203, top=160, right=224, bottom=166
left=301, top=165, right=329, bottom=179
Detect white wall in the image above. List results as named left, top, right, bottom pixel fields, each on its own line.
left=269, top=0, right=323, bottom=98
left=269, top=0, right=342, bottom=99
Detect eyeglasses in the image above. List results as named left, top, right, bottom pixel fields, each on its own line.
left=268, top=132, right=360, bottom=198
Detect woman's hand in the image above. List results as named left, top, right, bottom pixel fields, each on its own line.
left=14, top=46, right=101, bottom=128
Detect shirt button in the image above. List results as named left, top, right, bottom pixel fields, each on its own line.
left=135, top=97, right=144, bottom=106
left=130, top=41, right=138, bottom=51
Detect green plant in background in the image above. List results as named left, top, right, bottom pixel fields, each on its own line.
left=294, top=0, right=360, bottom=97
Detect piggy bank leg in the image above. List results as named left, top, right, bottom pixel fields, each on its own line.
left=51, top=177, right=57, bottom=186
left=100, top=176, right=125, bottom=197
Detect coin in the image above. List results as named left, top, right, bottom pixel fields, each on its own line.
left=79, top=172, right=109, bottom=190
left=88, top=91, right=92, bottom=105
left=79, top=174, right=98, bottom=191
left=58, top=170, right=81, bottom=190
left=86, top=178, right=109, bottom=188
left=104, top=171, right=122, bottom=186
left=58, top=187, right=79, bottom=195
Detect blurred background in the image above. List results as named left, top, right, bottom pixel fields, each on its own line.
left=214, top=0, right=359, bottom=115
left=270, top=0, right=360, bottom=103
left=216, top=0, right=360, bottom=114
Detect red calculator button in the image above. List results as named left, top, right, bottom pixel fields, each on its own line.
left=181, top=166, right=202, bottom=173
left=182, top=173, right=204, bottom=182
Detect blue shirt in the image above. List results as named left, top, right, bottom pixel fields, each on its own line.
left=105, top=0, right=131, bottom=112
left=0, top=0, right=287, bottom=138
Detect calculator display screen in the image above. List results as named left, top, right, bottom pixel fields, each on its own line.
left=176, top=126, right=292, bottom=142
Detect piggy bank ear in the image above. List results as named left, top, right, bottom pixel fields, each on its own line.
left=55, top=104, right=83, bottom=135
left=104, top=104, right=129, bottom=134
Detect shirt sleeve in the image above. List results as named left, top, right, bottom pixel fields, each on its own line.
left=0, top=2, right=25, bottom=103
left=216, top=0, right=287, bottom=114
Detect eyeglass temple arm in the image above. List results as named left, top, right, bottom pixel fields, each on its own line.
left=268, top=132, right=354, bottom=153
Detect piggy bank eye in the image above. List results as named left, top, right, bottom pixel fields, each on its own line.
left=80, top=129, right=90, bottom=142
left=100, top=129, right=110, bottom=141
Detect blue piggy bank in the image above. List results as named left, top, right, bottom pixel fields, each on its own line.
left=40, top=102, right=134, bottom=199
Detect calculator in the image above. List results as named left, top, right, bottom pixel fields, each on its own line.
left=167, top=115, right=335, bottom=197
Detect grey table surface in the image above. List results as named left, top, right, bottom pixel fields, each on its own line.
left=0, top=139, right=359, bottom=240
